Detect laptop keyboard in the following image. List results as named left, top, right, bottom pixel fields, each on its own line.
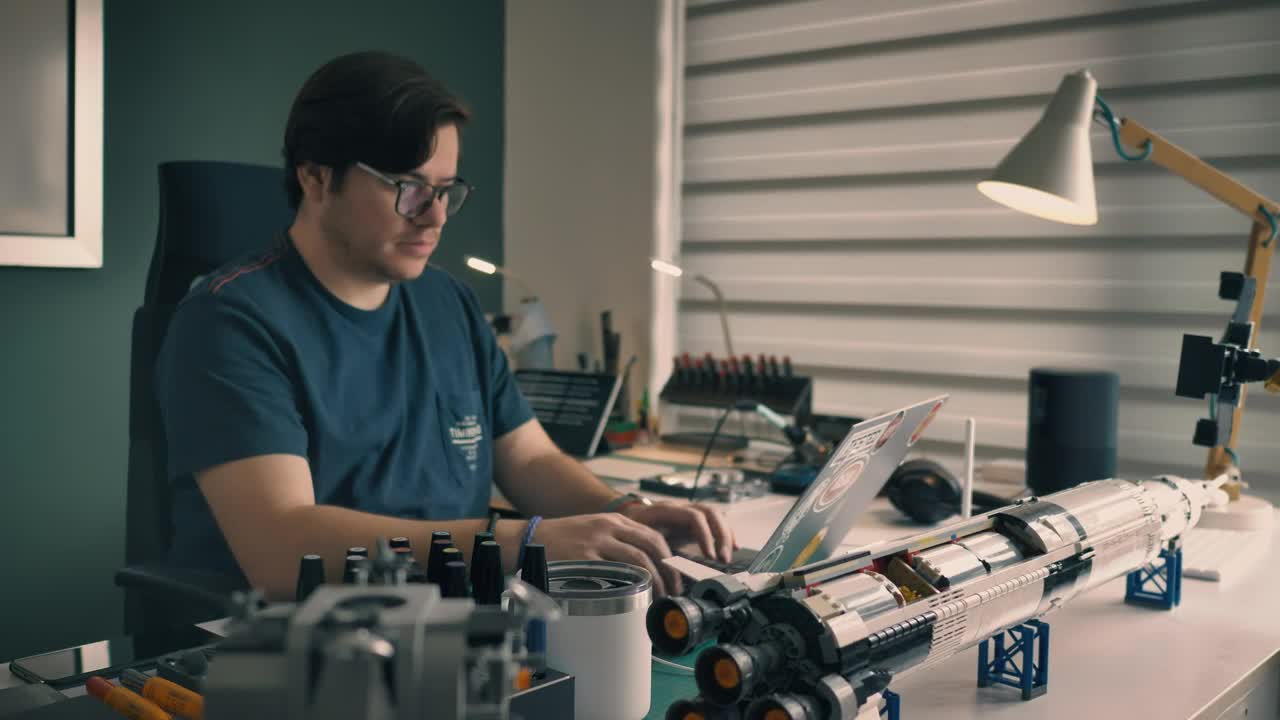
left=673, top=547, right=759, bottom=575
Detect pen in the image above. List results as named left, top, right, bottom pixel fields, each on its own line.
left=85, top=676, right=172, bottom=720
left=120, top=668, right=204, bottom=720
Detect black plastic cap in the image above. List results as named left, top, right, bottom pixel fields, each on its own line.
left=473, top=540, right=504, bottom=605
left=346, top=546, right=369, bottom=558
left=427, top=539, right=455, bottom=586
left=295, top=554, right=326, bottom=602
left=390, top=536, right=412, bottom=551
left=442, top=561, right=470, bottom=598
left=520, top=543, right=549, bottom=593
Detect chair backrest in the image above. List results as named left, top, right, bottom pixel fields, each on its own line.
left=124, top=161, right=296, bottom=567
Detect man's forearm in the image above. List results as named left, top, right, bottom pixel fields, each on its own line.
left=245, top=505, right=529, bottom=601
left=502, top=451, right=621, bottom=518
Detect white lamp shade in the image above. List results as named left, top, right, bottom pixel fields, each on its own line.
left=978, top=70, right=1099, bottom=225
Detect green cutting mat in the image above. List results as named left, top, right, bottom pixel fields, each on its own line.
left=647, top=644, right=711, bottom=719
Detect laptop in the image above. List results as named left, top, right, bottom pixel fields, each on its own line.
left=678, top=395, right=949, bottom=575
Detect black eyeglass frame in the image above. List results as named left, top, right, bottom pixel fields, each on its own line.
left=355, top=161, right=475, bottom=219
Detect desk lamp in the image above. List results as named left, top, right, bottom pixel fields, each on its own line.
left=650, top=258, right=735, bottom=358
left=978, top=69, right=1279, bottom=494
left=464, top=254, right=555, bottom=369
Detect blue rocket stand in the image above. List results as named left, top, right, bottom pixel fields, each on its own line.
left=977, top=619, right=1050, bottom=700
left=1124, top=541, right=1183, bottom=610
left=879, top=689, right=900, bottom=720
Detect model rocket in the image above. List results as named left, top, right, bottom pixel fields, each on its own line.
left=648, top=474, right=1228, bottom=720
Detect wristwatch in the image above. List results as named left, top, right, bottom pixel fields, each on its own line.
left=600, top=492, right=654, bottom=514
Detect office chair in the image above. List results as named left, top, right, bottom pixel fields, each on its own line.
left=116, top=161, right=296, bottom=635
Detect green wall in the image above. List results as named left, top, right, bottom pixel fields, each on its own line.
left=0, top=1, right=505, bottom=661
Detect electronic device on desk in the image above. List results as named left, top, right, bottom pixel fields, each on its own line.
left=659, top=352, right=812, bottom=442
left=7, top=625, right=220, bottom=689
left=639, top=467, right=769, bottom=503
left=515, top=368, right=621, bottom=459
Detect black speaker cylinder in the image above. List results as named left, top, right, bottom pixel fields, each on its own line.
left=1026, top=368, right=1119, bottom=495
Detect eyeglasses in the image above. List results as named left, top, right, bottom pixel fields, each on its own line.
left=355, top=162, right=474, bottom=219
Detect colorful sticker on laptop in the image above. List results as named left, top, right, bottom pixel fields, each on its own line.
left=755, top=545, right=785, bottom=572
left=908, top=400, right=946, bottom=446
left=790, top=527, right=829, bottom=569
left=874, top=411, right=906, bottom=451
left=812, top=454, right=868, bottom=513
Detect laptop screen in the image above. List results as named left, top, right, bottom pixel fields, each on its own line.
left=747, top=395, right=949, bottom=573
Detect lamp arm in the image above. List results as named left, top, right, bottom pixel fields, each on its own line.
left=1116, top=117, right=1280, bottom=478
left=692, top=273, right=735, bottom=358
left=1116, top=118, right=1279, bottom=226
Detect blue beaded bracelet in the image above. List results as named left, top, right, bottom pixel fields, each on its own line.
left=517, top=515, right=542, bottom=571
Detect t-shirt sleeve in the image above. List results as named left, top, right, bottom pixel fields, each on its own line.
left=155, top=295, right=309, bottom=479
left=455, top=281, right=534, bottom=439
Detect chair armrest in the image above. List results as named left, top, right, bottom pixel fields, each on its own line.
left=115, top=564, right=248, bottom=615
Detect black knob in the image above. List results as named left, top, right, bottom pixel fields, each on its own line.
left=442, top=561, right=470, bottom=598
left=473, top=540, right=504, bottom=605
left=441, top=546, right=464, bottom=574
left=295, top=554, right=325, bottom=602
left=346, top=546, right=369, bottom=558
left=427, top=539, right=455, bottom=586
left=431, top=530, right=453, bottom=545
left=390, top=536, right=412, bottom=551
left=520, top=543, right=549, bottom=594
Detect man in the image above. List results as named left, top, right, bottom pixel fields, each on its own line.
left=156, top=51, right=733, bottom=600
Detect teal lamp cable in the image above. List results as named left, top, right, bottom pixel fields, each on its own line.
left=1259, top=204, right=1277, bottom=248
left=1093, top=94, right=1152, bottom=162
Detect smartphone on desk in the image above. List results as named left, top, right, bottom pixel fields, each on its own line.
left=9, top=625, right=218, bottom=688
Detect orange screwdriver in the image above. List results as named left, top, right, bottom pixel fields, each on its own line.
left=120, top=668, right=204, bottom=720
left=85, top=676, right=171, bottom=720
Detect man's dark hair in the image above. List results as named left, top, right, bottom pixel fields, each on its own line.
left=282, top=51, right=471, bottom=210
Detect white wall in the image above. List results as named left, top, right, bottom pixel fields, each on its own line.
left=504, top=0, right=669, bottom=420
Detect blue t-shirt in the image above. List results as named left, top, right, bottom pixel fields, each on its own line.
left=155, top=235, right=534, bottom=579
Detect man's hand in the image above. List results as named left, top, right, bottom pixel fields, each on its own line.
left=619, top=500, right=737, bottom=568
left=537, top=513, right=688, bottom=596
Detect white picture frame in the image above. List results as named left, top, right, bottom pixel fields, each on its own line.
left=0, top=0, right=103, bottom=268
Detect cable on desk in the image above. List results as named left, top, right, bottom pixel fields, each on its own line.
left=691, top=399, right=757, bottom=501
left=652, top=655, right=695, bottom=674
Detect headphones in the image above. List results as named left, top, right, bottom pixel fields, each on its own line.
left=884, top=458, right=1011, bottom=524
